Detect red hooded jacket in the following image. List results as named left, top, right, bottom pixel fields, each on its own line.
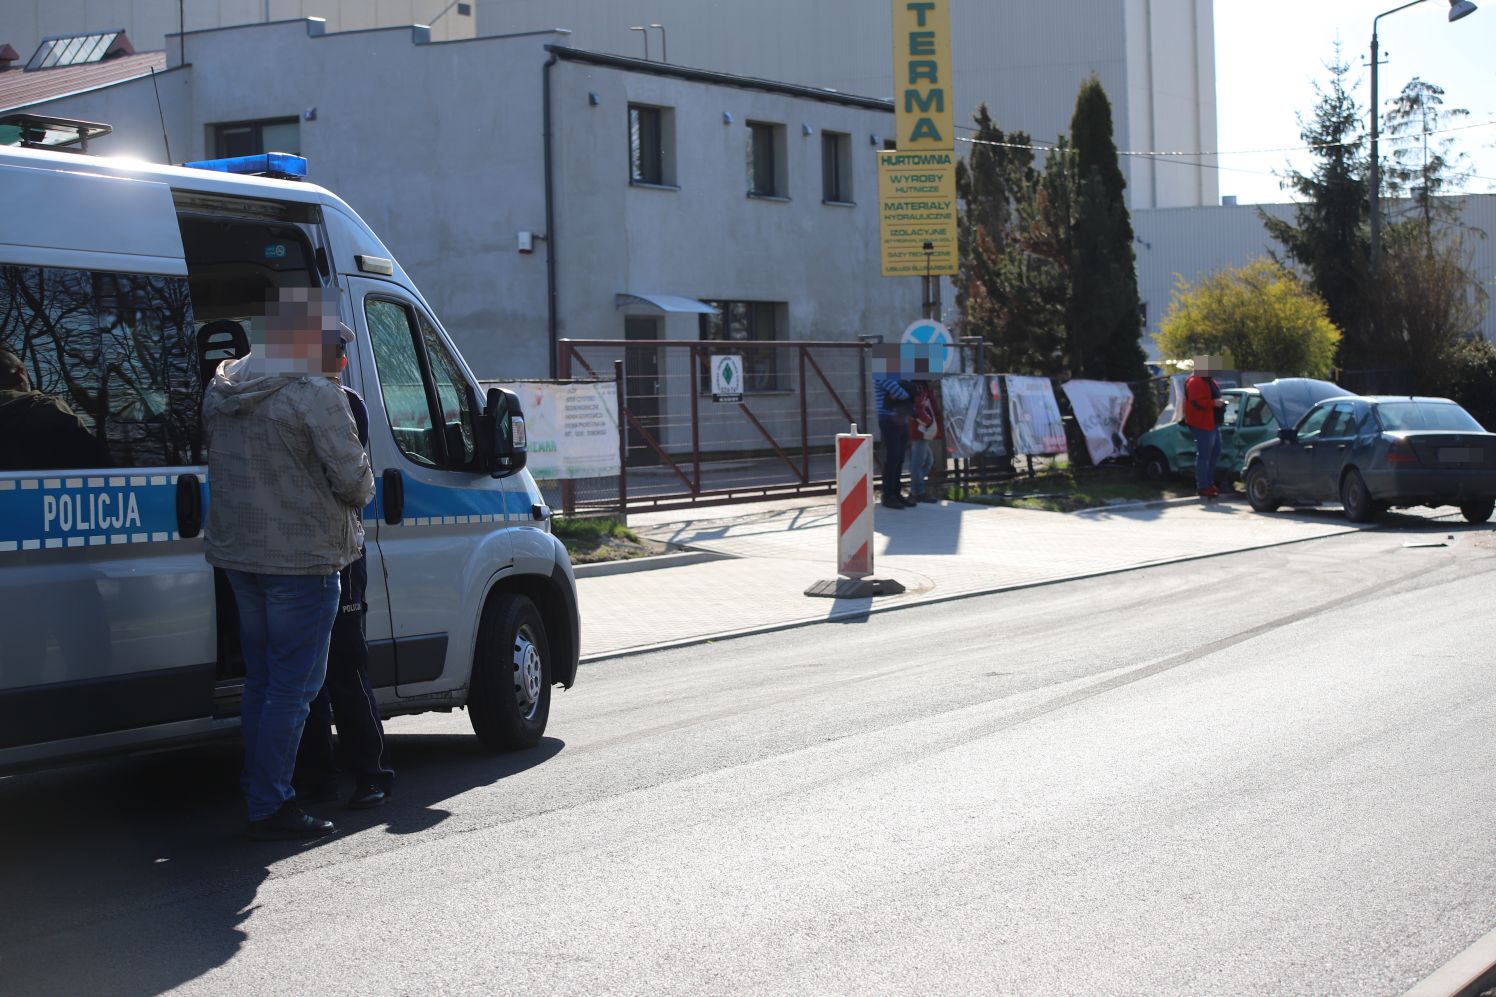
left=1183, top=374, right=1221, bottom=431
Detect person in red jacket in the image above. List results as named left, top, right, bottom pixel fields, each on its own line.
left=1184, top=356, right=1227, bottom=497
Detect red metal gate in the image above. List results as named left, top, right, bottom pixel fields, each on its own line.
left=558, top=339, right=872, bottom=514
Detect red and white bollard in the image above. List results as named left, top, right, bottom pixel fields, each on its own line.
left=836, top=424, right=874, bottom=578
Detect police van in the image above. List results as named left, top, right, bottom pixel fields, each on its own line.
left=0, top=118, right=579, bottom=772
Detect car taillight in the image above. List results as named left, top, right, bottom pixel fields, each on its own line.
left=1386, top=439, right=1419, bottom=464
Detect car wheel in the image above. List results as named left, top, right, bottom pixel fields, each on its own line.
left=1460, top=499, right=1494, bottom=524
left=468, top=593, right=552, bottom=751
left=1137, top=448, right=1169, bottom=482
left=1340, top=470, right=1383, bottom=524
left=1245, top=463, right=1278, bottom=512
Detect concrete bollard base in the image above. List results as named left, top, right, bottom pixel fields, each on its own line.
left=803, top=578, right=907, bottom=599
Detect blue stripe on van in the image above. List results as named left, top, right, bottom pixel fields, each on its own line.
left=382, top=474, right=533, bottom=527
left=0, top=470, right=534, bottom=551
left=0, top=473, right=183, bottom=551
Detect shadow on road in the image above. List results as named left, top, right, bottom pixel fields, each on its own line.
left=0, top=732, right=563, bottom=994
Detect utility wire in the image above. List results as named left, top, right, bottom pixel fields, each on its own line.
left=952, top=116, right=1496, bottom=159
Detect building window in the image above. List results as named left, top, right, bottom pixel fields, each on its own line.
left=699, top=300, right=787, bottom=392
left=212, top=117, right=300, bottom=158
left=746, top=122, right=786, bottom=198
left=822, top=130, right=852, bottom=203
left=629, top=103, right=676, bottom=187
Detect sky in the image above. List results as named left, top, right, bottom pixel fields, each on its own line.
left=1213, top=0, right=1496, bottom=204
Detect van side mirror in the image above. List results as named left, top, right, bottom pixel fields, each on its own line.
left=1277, top=427, right=1297, bottom=444
left=484, top=387, right=527, bottom=478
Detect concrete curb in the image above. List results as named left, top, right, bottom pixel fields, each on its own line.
left=578, top=522, right=1364, bottom=664
left=1404, top=924, right=1496, bottom=996
left=572, top=549, right=734, bottom=578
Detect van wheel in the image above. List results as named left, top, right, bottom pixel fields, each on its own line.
left=469, top=594, right=551, bottom=751
left=1245, top=463, right=1278, bottom=512
left=1137, top=448, right=1169, bottom=482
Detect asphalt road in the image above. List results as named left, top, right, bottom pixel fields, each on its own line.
left=3, top=515, right=1495, bottom=995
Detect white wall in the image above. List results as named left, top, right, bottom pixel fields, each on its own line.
left=476, top=0, right=1219, bottom=208
left=13, top=19, right=921, bottom=409
left=1133, top=197, right=1496, bottom=356
left=0, top=0, right=475, bottom=59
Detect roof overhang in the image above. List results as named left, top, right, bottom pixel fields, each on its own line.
left=615, top=292, right=719, bottom=315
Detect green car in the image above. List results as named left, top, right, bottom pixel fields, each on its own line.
left=1135, top=387, right=1280, bottom=484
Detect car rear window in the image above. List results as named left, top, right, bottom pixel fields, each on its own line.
left=1375, top=401, right=1484, bottom=432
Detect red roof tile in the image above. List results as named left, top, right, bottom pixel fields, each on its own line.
left=0, top=51, right=167, bottom=113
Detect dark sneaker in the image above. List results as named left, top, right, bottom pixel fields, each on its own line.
left=899, top=495, right=918, bottom=507
left=246, top=803, right=337, bottom=841
left=346, top=784, right=388, bottom=810
left=917, top=494, right=939, bottom=504
left=879, top=499, right=905, bottom=510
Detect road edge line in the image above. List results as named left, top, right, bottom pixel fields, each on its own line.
left=578, top=525, right=1362, bottom=664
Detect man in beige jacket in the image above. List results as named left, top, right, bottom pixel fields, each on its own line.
left=203, top=288, right=374, bottom=841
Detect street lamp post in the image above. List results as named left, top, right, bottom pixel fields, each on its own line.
left=1369, top=0, right=1477, bottom=275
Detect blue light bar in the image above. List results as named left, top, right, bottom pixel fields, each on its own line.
left=182, top=152, right=308, bottom=180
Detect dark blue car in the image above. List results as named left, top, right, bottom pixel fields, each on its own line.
left=1243, top=395, right=1496, bottom=523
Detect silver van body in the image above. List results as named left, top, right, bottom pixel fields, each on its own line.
left=0, top=145, right=579, bottom=771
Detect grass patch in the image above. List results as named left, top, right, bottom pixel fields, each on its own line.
left=552, top=517, right=661, bottom=564
left=950, top=467, right=1200, bottom=513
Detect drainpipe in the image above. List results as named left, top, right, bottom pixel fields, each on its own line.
left=542, top=50, right=559, bottom=377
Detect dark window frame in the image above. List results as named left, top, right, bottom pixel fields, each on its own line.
left=697, top=299, right=788, bottom=393
left=628, top=103, right=666, bottom=186
left=821, top=130, right=853, bottom=204
left=747, top=121, right=786, bottom=198
left=211, top=117, right=301, bottom=158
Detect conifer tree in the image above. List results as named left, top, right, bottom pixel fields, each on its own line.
left=1066, top=77, right=1146, bottom=383
left=1260, top=47, right=1370, bottom=367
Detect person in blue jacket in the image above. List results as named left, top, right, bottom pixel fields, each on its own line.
left=874, top=373, right=915, bottom=509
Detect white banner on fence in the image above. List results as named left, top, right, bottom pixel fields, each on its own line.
left=940, top=374, right=1008, bottom=458
left=1004, top=375, right=1068, bottom=456
left=484, top=381, right=620, bottom=480
left=1060, top=379, right=1135, bottom=464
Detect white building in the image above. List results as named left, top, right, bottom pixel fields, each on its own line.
left=1133, top=196, right=1496, bottom=354
left=478, top=0, right=1220, bottom=210
left=6, top=18, right=918, bottom=459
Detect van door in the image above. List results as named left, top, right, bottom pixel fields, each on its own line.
left=349, top=279, right=513, bottom=696
left=0, top=167, right=216, bottom=760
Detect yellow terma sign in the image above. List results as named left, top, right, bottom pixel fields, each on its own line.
left=891, top=0, right=953, bottom=151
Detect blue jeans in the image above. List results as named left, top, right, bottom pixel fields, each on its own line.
left=226, top=569, right=342, bottom=821
left=1192, top=426, right=1222, bottom=491
left=910, top=438, right=934, bottom=497
left=878, top=415, right=908, bottom=503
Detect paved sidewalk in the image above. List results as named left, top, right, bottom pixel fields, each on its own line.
left=574, top=496, right=1441, bottom=661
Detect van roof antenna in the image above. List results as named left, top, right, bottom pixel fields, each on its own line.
left=150, top=66, right=172, bottom=163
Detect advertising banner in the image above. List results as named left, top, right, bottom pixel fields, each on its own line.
left=891, top=0, right=953, bottom=152
left=1060, top=379, right=1135, bottom=464
left=484, top=380, right=620, bottom=480
left=1004, top=375, right=1068, bottom=456
left=940, top=374, right=1008, bottom=458
left=878, top=150, right=957, bottom=276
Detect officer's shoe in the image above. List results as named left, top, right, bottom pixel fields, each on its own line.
left=247, top=803, right=337, bottom=841
left=347, top=784, right=388, bottom=810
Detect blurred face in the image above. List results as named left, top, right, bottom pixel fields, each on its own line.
left=253, top=288, right=344, bottom=376
left=1193, top=354, right=1225, bottom=375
